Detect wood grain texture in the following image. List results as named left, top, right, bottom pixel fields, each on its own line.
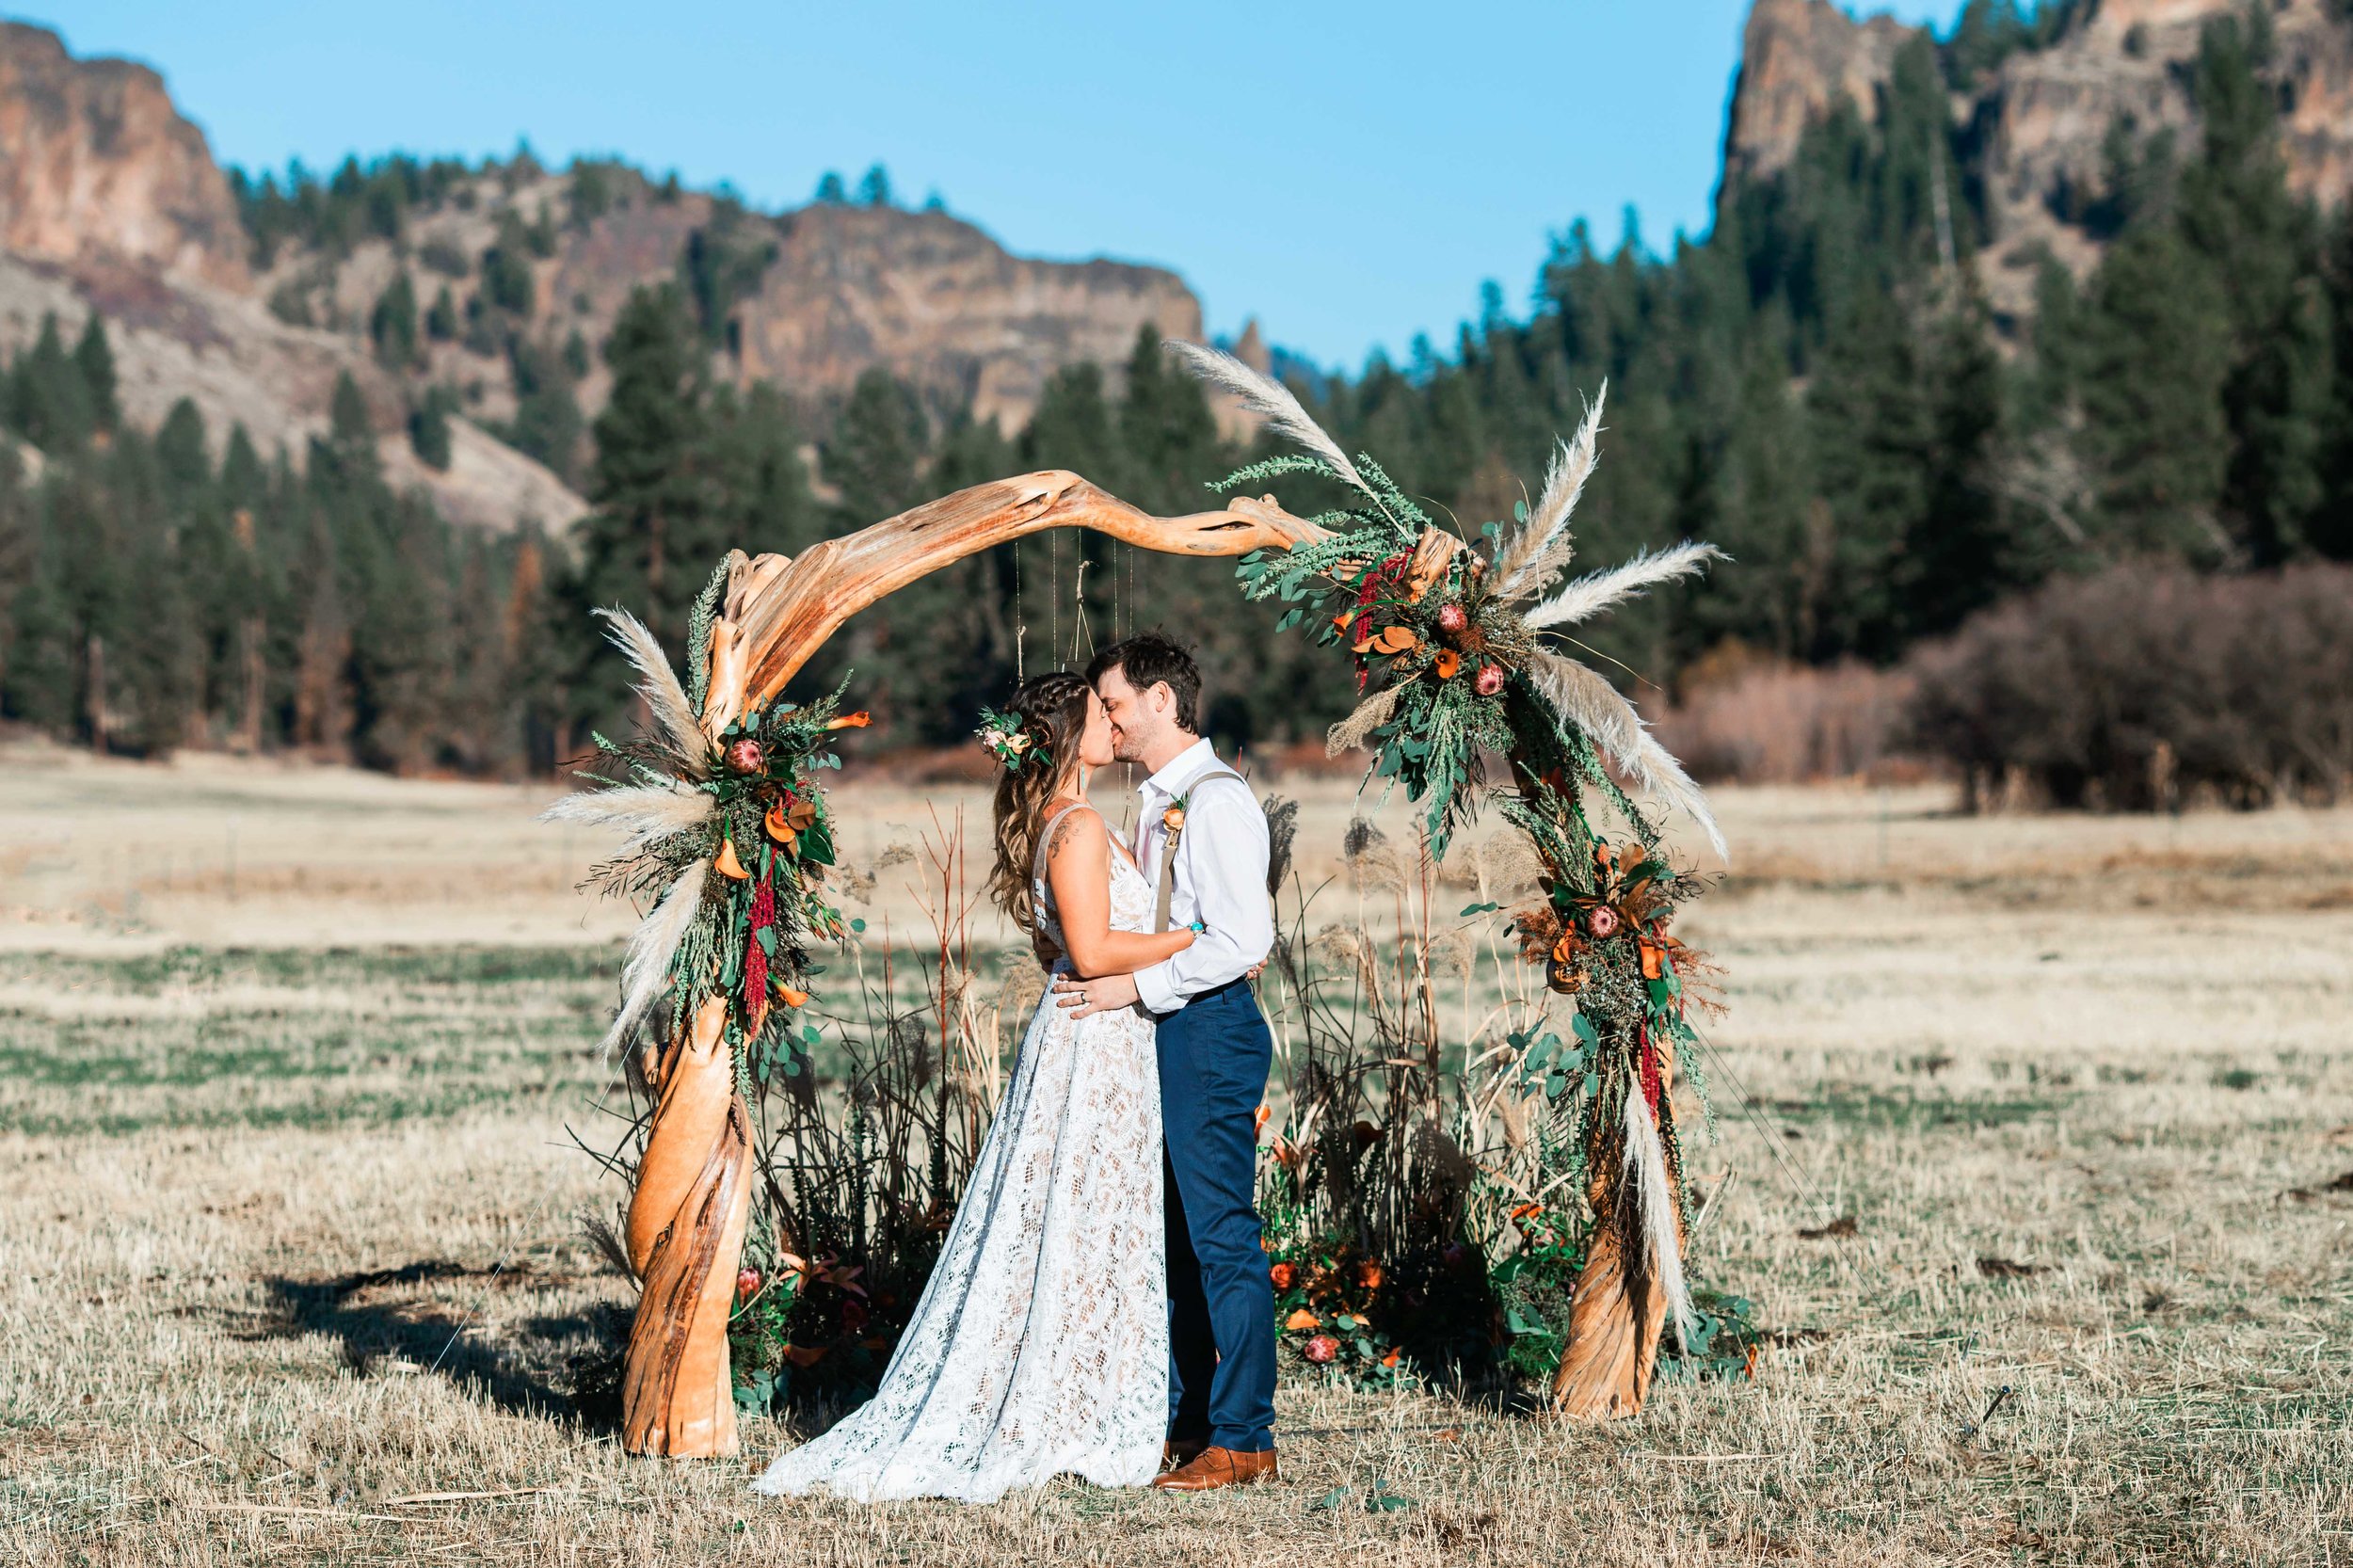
left=1550, top=1218, right=1669, bottom=1420
left=621, top=994, right=751, bottom=1458
left=697, top=472, right=1329, bottom=738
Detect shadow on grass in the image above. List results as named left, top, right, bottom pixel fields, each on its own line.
left=250, top=1259, right=597, bottom=1424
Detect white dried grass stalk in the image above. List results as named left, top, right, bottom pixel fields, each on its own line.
left=595, top=607, right=709, bottom=775
left=1529, top=650, right=1726, bottom=859
left=1622, top=1083, right=1699, bottom=1350
left=1167, top=340, right=1371, bottom=498
left=1524, top=541, right=1726, bottom=632
left=538, top=782, right=713, bottom=854
left=598, top=856, right=709, bottom=1061
left=1325, top=684, right=1406, bottom=756
left=1493, top=385, right=1606, bottom=600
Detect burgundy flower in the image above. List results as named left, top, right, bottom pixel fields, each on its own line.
left=1303, top=1334, right=1339, bottom=1365
left=736, top=1267, right=760, bottom=1302
left=1586, top=904, right=1620, bottom=939
left=1435, top=601, right=1468, bottom=636
left=1475, top=664, right=1507, bottom=697
left=724, top=738, right=765, bottom=775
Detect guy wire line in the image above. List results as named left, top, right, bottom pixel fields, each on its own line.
left=1684, top=1016, right=1869, bottom=1291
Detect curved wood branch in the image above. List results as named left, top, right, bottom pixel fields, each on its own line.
left=699, top=472, right=1327, bottom=736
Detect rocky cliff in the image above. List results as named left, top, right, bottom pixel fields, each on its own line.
left=1723, top=0, right=2353, bottom=326
left=0, top=21, right=1216, bottom=533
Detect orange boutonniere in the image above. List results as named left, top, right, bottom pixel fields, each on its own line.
left=1162, top=804, right=1186, bottom=835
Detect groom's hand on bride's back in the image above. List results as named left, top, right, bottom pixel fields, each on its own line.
left=1052, top=972, right=1139, bottom=1018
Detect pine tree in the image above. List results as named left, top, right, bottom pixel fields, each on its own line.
left=503, top=337, right=584, bottom=482
left=8, top=314, right=93, bottom=453
left=569, top=284, right=729, bottom=728
left=73, top=314, right=119, bottom=432
left=823, top=367, right=927, bottom=525
left=371, top=272, right=421, bottom=367
left=2078, top=225, right=2232, bottom=556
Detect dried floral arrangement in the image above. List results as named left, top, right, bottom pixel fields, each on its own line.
left=541, top=566, right=872, bottom=1099
left=1178, top=343, right=1735, bottom=1416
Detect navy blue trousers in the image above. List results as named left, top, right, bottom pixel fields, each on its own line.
left=1157, top=978, right=1276, bottom=1452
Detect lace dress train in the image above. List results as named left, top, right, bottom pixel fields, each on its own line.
left=753, top=808, right=1166, bottom=1503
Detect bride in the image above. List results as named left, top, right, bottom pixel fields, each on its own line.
left=754, top=671, right=1190, bottom=1503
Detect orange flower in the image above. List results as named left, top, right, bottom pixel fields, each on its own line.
left=782, top=1344, right=829, bottom=1368
left=1254, top=1102, right=1272, bottom=1133
left=1284, top=1308, right=1320, bottom=1332
left=1434, top=648, right=1461, bottom=679
left=1381, top=1347, right=1402, bottom=1368
left=1332, top=610, right=1356, bottom=634
left=776, top=984, right=810, bottom=1009
left=825, top=711, right=872, bottom=730
left=1640, top=936, right=1665, bottom=981
left=1269, top=1262, right=1297, bottom=1291
left=713, top=838, right=751, bottom=880
left=1354, top=1260, right=1384, bottom=1290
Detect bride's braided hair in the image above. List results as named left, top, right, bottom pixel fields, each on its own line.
left=986, top=671, right=1093, bottom=936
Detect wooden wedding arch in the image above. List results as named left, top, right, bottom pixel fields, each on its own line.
left=618, top=471, right=1335, bottom=1457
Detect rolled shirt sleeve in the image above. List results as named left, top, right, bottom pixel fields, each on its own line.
left=1134, top=776, right=1274, bottom=1016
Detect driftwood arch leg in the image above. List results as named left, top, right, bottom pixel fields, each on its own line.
left=623, top=994, right=751, bottom=1457
left=1550, top=1221, right=1668, bottom=1419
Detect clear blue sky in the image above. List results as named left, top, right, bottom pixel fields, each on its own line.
left=35, top=1, right=1956, bottom=372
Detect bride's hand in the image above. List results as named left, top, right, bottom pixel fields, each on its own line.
left=1053, top=972, right=1139, bottom=1018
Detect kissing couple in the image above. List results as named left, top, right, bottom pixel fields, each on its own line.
left=754, top=632, right=1281, bottom=1504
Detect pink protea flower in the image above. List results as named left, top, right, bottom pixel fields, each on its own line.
left=1475, top=664, right=1507, bottom=696
left=1435, top=601, right=1468, bottom=636
left=736, top=1267, right=761, bottom=1302
left=724, top=737, right=765, bottom=775
left=1586, top=904, right=1621, bottom=939
left=1304, top=1334, right=1340, bottom=1365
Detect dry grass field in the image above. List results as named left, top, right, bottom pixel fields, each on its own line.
left=3, top=742, right=2351, bottom=1565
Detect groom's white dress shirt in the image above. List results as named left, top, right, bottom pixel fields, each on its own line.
left=1130, top=737, right=1274, bottom=1018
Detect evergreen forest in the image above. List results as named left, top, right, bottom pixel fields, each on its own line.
left=3, top=8, right=2347, bottom=779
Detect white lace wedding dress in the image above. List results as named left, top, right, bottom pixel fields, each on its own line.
left=753, top=805, right=1167, bottom=1503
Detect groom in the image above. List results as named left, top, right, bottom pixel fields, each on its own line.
left=1055, top=632, right=1279, bottom=1492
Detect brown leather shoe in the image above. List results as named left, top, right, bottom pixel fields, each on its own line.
left=1160, top=1437, right=1208, bottom=1473
left=1151, top=1445, right=1279, bottom=1491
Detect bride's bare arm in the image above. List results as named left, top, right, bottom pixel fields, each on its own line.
left=1043, top=810, right=1193, bottom=980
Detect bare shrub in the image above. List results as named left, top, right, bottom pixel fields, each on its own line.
left=1906, top=561, right=2353, bottom=811
left=1652, top=645, right=1921, bottom=784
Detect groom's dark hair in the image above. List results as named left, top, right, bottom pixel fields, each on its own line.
left=1087, top=632, right=1201, bottom=733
